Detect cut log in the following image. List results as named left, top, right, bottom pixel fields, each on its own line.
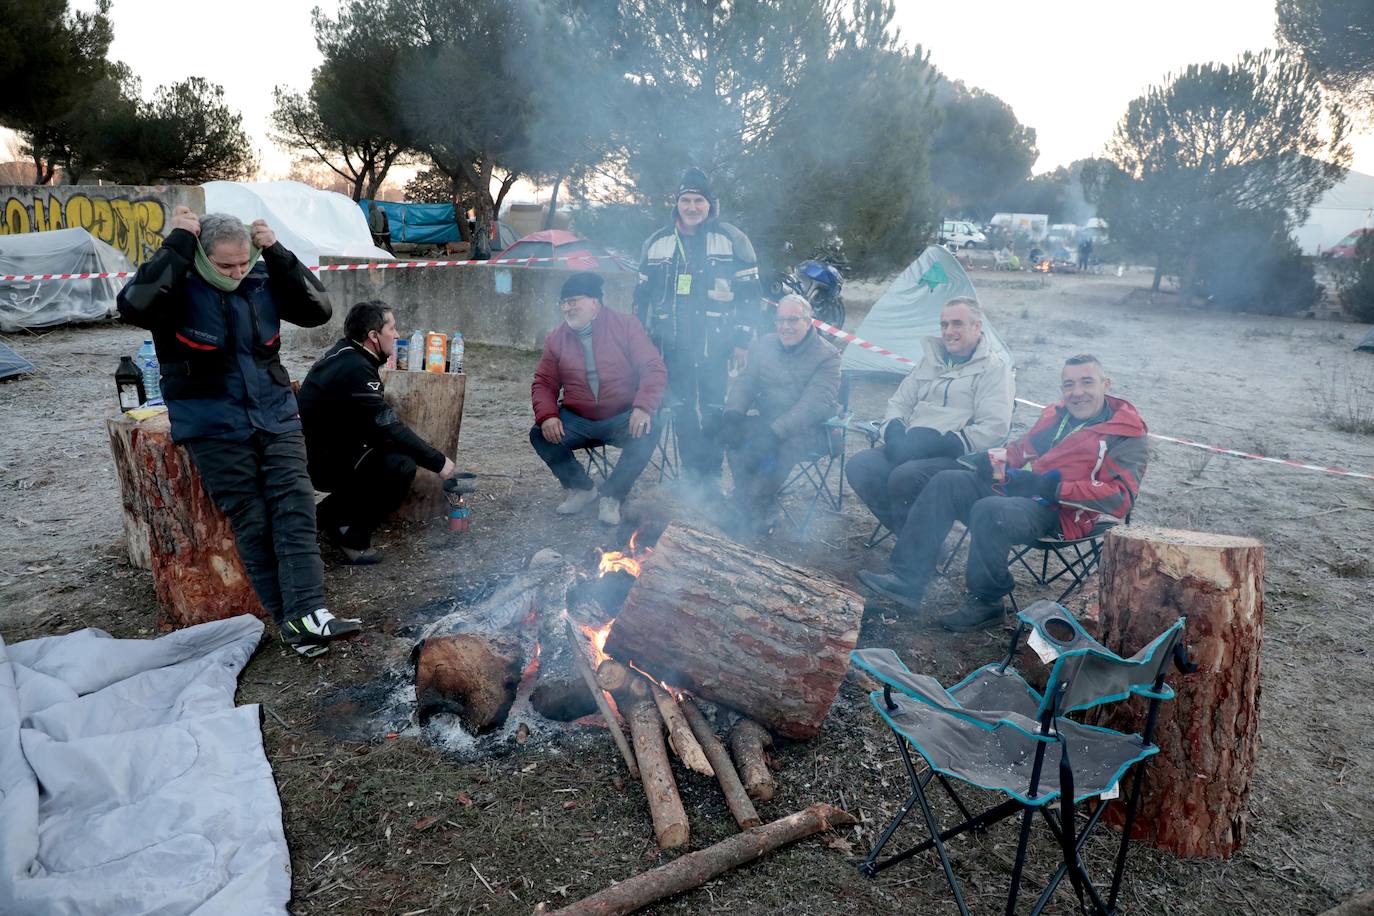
left=546, top=803, right=856, bottom=916
left=412, top=558, right=578, bottom=731
left=650, top=682, right=714, bottom=777
left=681, top=698, right=760, bottom=829
left=1096, top=525, right=1263, bottom=859
left=378, top=368, right=465, bottom=522
left=596, top=659, right=633, bottom=694
left=626, top=696, right=689, bottom=849
left=603, top=524, right=864, bottom=739
left=564, top=616, right=638, bottom=779
left=104, top=412, right=267, bottom=628
left=729, top=719, right=776, bottom=802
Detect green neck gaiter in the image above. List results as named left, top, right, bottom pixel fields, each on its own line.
left=193, top=238, right=262, bottom=292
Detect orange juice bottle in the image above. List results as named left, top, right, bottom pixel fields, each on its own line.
left=424, top=332, right=448, bottom=373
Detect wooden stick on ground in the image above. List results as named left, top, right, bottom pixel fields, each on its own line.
left=649, top=682, right=714, bottom=777
left=680, top=697, right=760, bottom=829
left=626, top=694, right=690, bottom=849
left=729, top=718, right=776, bottom=802
left=563, top=617, right=638, bottom=779
left=546, top=803, right=856, bottom=916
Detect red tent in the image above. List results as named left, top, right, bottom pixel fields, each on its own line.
left=491, top=230, right=632, bottom=271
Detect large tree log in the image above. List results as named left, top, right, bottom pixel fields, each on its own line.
left=104, top=412, right=267, bottom=628
left=1096, top=525, right=1263, bottom=859
left=545, top=803, right=856, bottom=916
left=378, top=368, right=465, bottom=522
left=603, top=524, right=864, bottom=739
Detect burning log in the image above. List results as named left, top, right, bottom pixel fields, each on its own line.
left=543, top=803, right=856, bottom=916
left=626, top=695, right=690, bottom=849
left=649, top=682, right=714, bottom=777
left=729, top=719, right=776, bottom=803
left=595, top=659, right=633, bottom=694
left=563, top=616, right=638, bottom=779
left=604, top=524, right=864, bottom=739
left=680, top=698, right=761, bottom=829
left=414, top=632, right=523, bottom=730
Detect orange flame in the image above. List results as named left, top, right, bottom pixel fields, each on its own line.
left=597, top=530, right=652, bottom=578
left=578, top=621, right=614, bottom=667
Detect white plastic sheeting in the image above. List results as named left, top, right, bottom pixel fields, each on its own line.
left=0, top=228, right=132, bottom=331
left=841, top=245, right=1014, bottom=375
left=202, top=180, right=393, bottom=267
left=0, top=615, right=291, bottom=915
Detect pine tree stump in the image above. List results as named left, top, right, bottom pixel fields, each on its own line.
left=1096, top=525, right=1263, bottom=859
left=379, top=369, right=465, bottom=521
left=104, top=411, right=267, bottom=629
left=603, top=524, right=865, bottom=739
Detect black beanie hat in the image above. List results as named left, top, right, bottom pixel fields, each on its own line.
left=677, top=166, right=713, bottom=201
left=559, top=271, right=604, bottom=302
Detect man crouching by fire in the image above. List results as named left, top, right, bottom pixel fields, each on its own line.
left=719, top=294, right=841, bottom=536
left=858, top=354, right=1147, bottom=631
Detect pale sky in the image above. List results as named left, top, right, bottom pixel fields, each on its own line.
left=8, top=0, right=1373, bottom=191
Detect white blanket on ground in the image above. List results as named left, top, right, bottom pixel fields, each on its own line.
left=0, top=615, right=290, bottom=915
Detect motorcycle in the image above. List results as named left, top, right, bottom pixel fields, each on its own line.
left=766, top=248, right=847, bottom=330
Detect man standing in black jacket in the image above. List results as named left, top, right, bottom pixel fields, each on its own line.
left=298, top=301, right=457, bottom=563
left=117, top=207, right=360, bottom=658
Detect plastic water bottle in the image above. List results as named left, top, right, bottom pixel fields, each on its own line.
left=448, top=332, right=464, bottom=373
left=409, top=330, right=427, bottom=371
left=138, top=339, right=163, bottom=405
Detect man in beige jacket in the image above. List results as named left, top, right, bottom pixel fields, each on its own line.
left=846, top=298, right=1013, bottom=532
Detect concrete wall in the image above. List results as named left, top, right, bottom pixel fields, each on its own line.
left=285, top=260, right=639, bottom=353
left=0, top=184, right=205, bottom=265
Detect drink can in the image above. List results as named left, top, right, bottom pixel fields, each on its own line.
left=396, top=339, right=409, bottom=370
left=989, top=447, right=1008, bottom=483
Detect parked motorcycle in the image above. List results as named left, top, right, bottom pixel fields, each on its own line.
left=766, top=249, right=847, bottom=330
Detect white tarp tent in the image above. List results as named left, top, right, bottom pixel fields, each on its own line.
left=0, top=228, right=132, bottom=332
left=841, top=245, right=1014, bottom=375
left=202, top=180, right=392, bottom=268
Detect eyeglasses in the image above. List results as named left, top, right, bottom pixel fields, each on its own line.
left=774, top=316, right=807, bottom=326
left=559, top=297, right=592, bottom=310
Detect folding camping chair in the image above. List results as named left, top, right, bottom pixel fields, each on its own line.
left=1008, top=514, right=1130, bottom=604
left=578, top=405, right=681, bottom=486
left=851, top=601, right=1190, bottom=915
left=777, top=375, right=855, bottom=534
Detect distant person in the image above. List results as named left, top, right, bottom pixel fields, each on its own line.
left=720, top=294, right=840, bottom=535
left=846, top=298, right=1013, bottom=533
left=634, top=167, right=761, bottom=490
left=298, top=301, right=457, bottom=564
left=116, top=207, right=359, bottom=658
left=368, top=201, right=394, bottom=255
left=1077, top=237, right=1093, bottom=273
left=531, top=272, right=667, bottom=525
left=858, top=355, right=1147, bottom=632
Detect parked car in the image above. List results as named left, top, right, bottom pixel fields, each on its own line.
left=1323, top=228, right=1373, bottom=259
left=939, top=219, right=987, bottom=249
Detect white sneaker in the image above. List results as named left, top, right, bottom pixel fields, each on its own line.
left=556, top=487, right=599, bottom=515
left=598, top=497, right=621, bottom=526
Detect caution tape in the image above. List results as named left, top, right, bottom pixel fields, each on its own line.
left=810, top=318, right=1374, bottom=483
left=0, top=255, right=586, bottom=284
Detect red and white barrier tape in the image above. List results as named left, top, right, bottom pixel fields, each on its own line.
left=0, top=255, right=584, bottom=284
left=810, top=318, right=1374, bottom=483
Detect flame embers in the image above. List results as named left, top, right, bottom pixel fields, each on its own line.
left=578, top=621, right=614, bottom=667
left=1034, top=259, right=1052, bottom=273
left=597, top=530, right=652, bottom=578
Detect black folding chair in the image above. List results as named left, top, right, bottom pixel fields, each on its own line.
left=777, top=375, right=854, bottom=534
left=1009, top=515, right=1129, bottom=604
left=577, top=406, right=681, bottom=486
left=852, top=601, right=1190, bottom=916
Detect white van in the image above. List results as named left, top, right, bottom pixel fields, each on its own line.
left=940, top=219, right=986, bottom=249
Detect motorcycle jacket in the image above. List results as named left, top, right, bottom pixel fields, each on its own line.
left=633, top=218, right=760, bottom=364
left=116, top=228, right=332, bottom=442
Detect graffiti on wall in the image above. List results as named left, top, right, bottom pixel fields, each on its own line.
left=1, top=192, right=167, bottom=265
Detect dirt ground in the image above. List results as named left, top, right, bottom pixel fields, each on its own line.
left=2, top=270, right=1372, bottom=915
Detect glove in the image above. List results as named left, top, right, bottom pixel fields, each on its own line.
left=719, top=411, right=746, bottom=449
left=964, top=450, right=994, bottom=483
left=889, top=426, right=950, bottom=464
left=1005, top=468, right=1061, bottom=501
left=936, top=430, right=964, bottom=459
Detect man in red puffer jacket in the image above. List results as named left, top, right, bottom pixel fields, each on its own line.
left=858, top=354, right=1147, bottom=631
left=531, top=272, right=668, bottom=526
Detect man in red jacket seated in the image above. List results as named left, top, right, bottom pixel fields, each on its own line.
left=858, top=354, right=1147, bottom=632
left=531, top=272, right=668, bottom=526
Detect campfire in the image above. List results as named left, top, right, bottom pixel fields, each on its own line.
left=597, top=529, right=652, bottom=577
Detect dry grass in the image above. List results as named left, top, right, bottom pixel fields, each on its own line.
left=1315, top=358, right=1374, bottom=435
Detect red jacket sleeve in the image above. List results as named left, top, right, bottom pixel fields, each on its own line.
left=531, top=335, right=563, bottom=425
left=626, top=314, right=667, bottom=413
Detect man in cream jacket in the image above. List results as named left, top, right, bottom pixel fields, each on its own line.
left=846, top=298, right=1014, bottom=532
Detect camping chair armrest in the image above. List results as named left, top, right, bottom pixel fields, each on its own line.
left=852, top=649, right=958, bottom=708
left=1015, top=600, right=1115, bottom=661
